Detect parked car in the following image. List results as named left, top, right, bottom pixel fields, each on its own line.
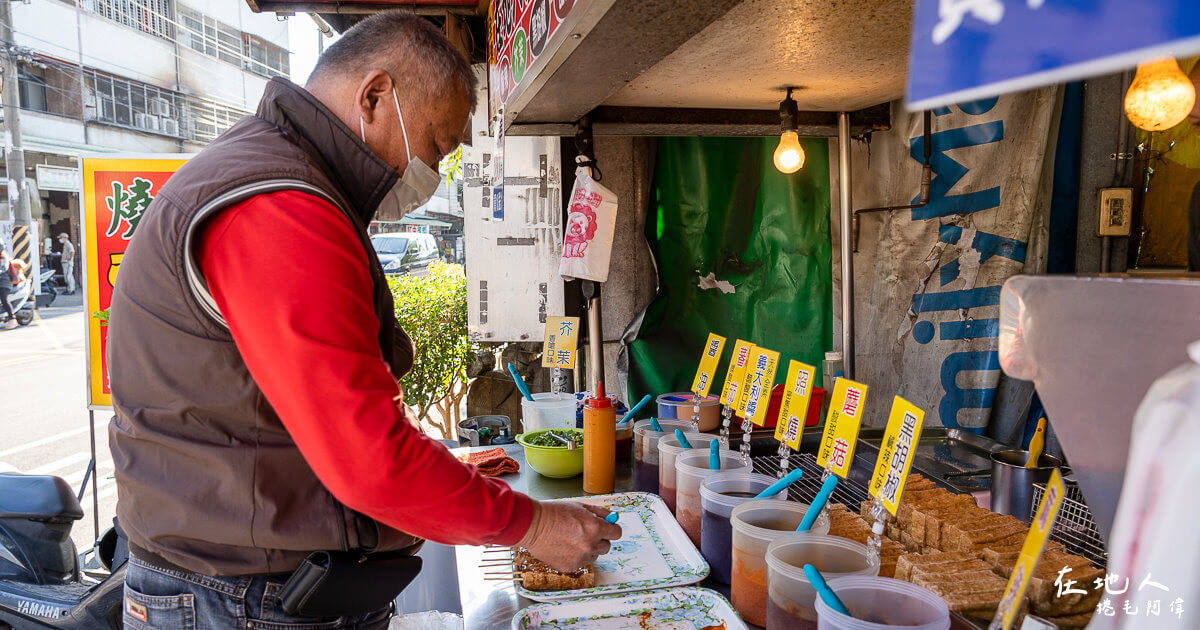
left=371, top=232, right=441, bottom=277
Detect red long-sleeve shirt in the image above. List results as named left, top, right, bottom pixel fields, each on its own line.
left=196, top=190, right=533, bottom=546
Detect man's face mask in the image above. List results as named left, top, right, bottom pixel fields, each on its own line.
left=360, top=88, right=442, bottom=222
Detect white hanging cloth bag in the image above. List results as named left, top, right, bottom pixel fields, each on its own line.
left=1093, top=339, right=1200, bottom=630
left=559, top=164, right=618, bottom=283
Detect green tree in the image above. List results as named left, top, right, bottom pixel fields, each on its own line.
left=389, top=261, right=474, bottom=438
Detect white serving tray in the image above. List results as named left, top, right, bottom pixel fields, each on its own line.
left=512, top=587, right=746, bottom=629
left=515, top=492, right=709, bottom=602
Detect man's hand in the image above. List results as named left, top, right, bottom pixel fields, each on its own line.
left=517, top=501, right=622, bottom=573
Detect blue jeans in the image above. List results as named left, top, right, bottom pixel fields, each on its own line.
left=123, top=557, right=393, bottom=630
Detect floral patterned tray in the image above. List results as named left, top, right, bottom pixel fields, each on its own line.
left=512, top=587, right=746, bottom=629
left=515, top=492, right=709, bottom=602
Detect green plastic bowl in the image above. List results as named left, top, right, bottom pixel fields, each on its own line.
left=517, top=429, right=585, bottom=478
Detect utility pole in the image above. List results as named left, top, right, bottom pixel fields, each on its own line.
left=0, top=0, right=29, bottom=228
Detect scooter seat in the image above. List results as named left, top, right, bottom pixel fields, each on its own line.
left=0, top=473, right=84, bottom=520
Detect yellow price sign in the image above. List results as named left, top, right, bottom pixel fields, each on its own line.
left=868, top=396, right=925, bottom=516
left=816, top=378, right=869, bottom=478
left=690, top=333, right=727, bottom=397
left=720, top=340, right=756, bottom=406
left=993, top=469, right=1066, bottom=630
left=736, top=347, right=780, bottom=425
left=773, top=360, right=818, bottom=450
left=541, top=316, right=581, bottom=369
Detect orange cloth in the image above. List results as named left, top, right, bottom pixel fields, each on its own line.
left=460, top=448, right=521, bottom=477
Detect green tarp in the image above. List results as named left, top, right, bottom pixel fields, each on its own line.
left=627, top=136, right=833, bottom=402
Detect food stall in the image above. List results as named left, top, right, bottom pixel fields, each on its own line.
left=234, top=1, right=1200, bottom=628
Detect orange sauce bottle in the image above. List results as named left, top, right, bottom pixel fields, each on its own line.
left=583, top=381, right=616, bottom=494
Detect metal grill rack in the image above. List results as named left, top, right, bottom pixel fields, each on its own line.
left=753, top=452, right=1109, bottom=568
left=1033, top=481, right=1108, bottom=567
left=751, top=453, right=871, bottom=507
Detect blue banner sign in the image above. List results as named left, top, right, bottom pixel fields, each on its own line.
left=908, top=0, right=1200, bottom=110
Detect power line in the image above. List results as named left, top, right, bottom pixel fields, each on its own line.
left=9, top=28, right=263, bottom=110
left=27, top=50, right=253, bottom=115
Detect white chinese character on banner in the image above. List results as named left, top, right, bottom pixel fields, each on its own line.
left=1055, top=567, right=1088, bottom=598
left=931, top=0, right=1005, bottom=45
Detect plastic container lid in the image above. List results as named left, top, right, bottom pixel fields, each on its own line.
left=731, top=499, right=831, bottom=544
left=765, top=533, right=881, bottom=626
left=632, top=418, right=697, bottom=441
left=657, top=392, right=720, bottom=408
left=588, top=381, right=612, bottom=408
left=816, top=576, right=950, bottom=630
left=676, top=449, right=748, bottom=483
left=700, top=472, right=787, bottom=518
left=656, top=432, right=721, bottom=459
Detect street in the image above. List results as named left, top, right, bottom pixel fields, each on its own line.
left=0, top=292, right=115, bottom=555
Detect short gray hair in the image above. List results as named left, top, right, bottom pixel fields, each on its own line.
left=309, top=11, right=477, bottom=109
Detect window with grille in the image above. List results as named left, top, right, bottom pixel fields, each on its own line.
left=83, top=68, right=249, bottom=144
left=79, top=0, right=174, bottom=41
left=177, top=6, right=242, bottom=65
left=243, top=34, right=290, bottom=79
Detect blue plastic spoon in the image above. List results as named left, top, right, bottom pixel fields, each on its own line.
left=709, top=439, right=721, bottom=470
left=674, top=429, right=693, bottom=449
left=506, top=363, right=534, bottom=402
left=649, top=417, right=663, bottom=432
left=797, top=476, right=839, bottom=532
left=604, top=512, right=619, bottom=524
left=804, top=564, right=852, bottom=616
left=620, top=394, right=653, bottom=424
left=755, top=469, right=804, bottom=499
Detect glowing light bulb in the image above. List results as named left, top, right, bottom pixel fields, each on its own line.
left=1124, top=58, right=1196, bottom=131
left=774, top=131, right=805, bottom=173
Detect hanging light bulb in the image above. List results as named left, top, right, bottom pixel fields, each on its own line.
left=1124, top=58, right=1196, bottom=132
left=774, top=88, right=806, bottom=174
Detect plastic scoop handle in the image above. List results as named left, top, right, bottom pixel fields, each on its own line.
left=649, top=417, right=663, bottom=432
left=804, top=564, right=852, bottom=616
left=620, top=394, right=653, bottom=424
left=755, top=469, right=804, bottom=499
left=604, top=512, right=619, bottom=524
left=709, top=439, right=721, bottom=470
left=1025, top=416, right=1046, bottom=468
left=797, top=475, right=839, bottom=532
left=507, top=363, right=534, bottom=402
left=674, top=429, right=693, bottom=449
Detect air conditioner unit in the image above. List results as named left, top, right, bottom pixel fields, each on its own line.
left=146, top=115, right=161, bottom=132
left=134, top=112, right=148, bottom=129
left=161, top=118, right=179, bottom=136
left=151, top=97, right=172, bottom=117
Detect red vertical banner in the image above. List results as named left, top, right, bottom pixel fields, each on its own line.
left=81, top=156, right=189, bottom=409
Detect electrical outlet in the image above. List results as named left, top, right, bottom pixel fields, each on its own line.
left=1097, top=188, right=1133, bottom=237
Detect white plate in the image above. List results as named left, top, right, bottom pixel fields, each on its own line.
left=515, top=492, right=709, bottom=602
left=512, top=587, right=746, bottom=629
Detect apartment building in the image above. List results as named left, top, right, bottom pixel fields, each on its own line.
left=7, top=0, right=290, bottom=256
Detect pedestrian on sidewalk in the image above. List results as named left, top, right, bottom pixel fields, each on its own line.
left=0, top=246, right=16, bottom=330
left=58, top=233, right=76, bottom=295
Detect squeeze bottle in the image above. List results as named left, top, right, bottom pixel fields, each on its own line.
left=583, top=382, right=616, bottom=494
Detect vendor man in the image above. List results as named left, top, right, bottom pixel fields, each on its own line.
left=107, top=11, right=619, bottom=629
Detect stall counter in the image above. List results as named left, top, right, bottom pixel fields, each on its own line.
left=450, top=443, right=979, bottom=630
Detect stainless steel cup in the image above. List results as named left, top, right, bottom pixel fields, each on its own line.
left=990, top=450, right=1063, bottom=522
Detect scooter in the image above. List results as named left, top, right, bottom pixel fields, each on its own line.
left=1, top=280, right=35, bottom=327
left=0, top=470, right=127, bottom=629
left=35, top=270, right=56, bottom=309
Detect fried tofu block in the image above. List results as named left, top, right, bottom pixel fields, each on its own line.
left=941, top=521, right=1029, bottom=553
left=981, top=540, right=1067, bottom=572
left=989, top=550, right=1102, bottom=617
left=894, top=551, right=977, bottom=581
